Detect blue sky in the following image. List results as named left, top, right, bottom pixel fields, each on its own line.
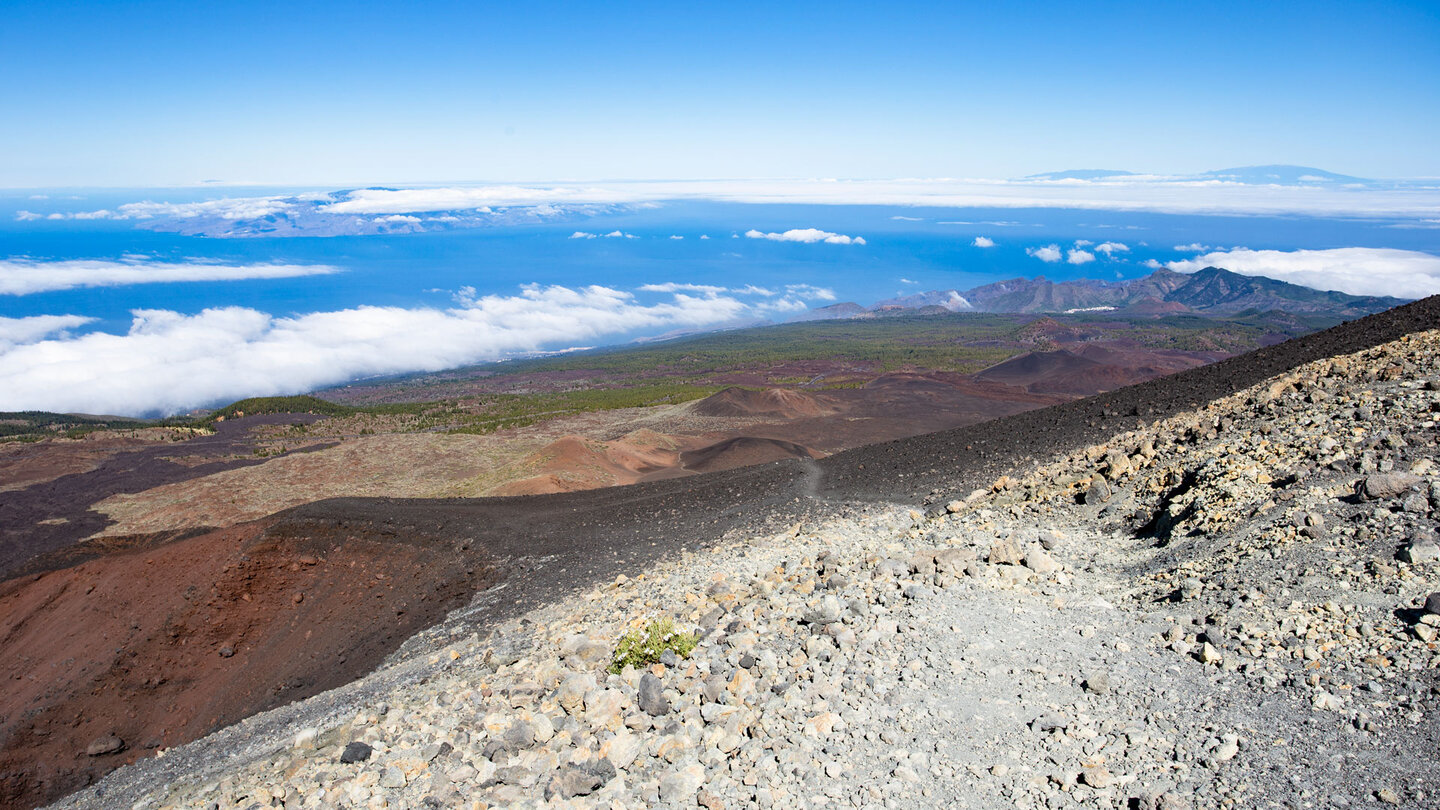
left=3, top=0, right=1438, bottom=187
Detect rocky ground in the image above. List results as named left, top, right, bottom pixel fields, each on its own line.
left=50, top=325, right=1440, bottom=809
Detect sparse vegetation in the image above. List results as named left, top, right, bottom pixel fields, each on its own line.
left=608, top=618, right=699, bottom=674
left=0, top=411, right=156, bottom=443
left=4, top=311, right=1319, bottom=446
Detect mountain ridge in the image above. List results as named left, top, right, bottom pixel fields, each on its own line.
left=812, top=267, right=1407, bottom=321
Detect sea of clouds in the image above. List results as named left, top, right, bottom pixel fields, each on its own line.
left=0, top=282, right=839, bottom=415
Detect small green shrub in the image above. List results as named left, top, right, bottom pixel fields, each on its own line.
left=608, top=618, right=698, bottom=674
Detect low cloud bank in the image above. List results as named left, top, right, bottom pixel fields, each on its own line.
left=1167, top=247, right=1440, bottom=298
left=0, top=283, right=844, bottom=415
left=19, top=178, right=1440, bottom=234
left=0, top=258, right=339, bottom=295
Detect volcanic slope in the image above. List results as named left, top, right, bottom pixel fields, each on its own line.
left=30, top=297, right=1440, bottom=810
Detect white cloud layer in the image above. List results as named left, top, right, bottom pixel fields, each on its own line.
left=24, top=178, right=1440, bottom=228
left=0, top=258, right=340, bottom=295
left=784, top=284, right=838, bottom=301
left=1027, top=244, right=1062, bottom=263
left=972, top=236, right=995, bottom=248
left=1067, top=249, right=1096, bottom=265
left=312, top=179, right=1440, bottom=219
left=636, top=282, right=774, bottom=296
left=745, top=228, right=866, bottom=245
left=0, top=285, right=758, bottom=415
left=1166, top=247, right=1440, bottom=298
left=0, top=314, right=96, bottom=347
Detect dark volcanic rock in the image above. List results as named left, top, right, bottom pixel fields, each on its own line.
left=545, top=758, right=616, bottom=799
left=638, top=673, right=670, bottom=716
left=84, top=735, right=124, bottom=757
left=1084, top=477, right=1113, bottom=504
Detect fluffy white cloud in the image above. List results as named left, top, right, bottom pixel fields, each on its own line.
left=784, top=284, right=838, bottom=301
left=971, top=236, right=996, bottom=248
left=1095, top=242, right=1130, bottom=255
left=1166, top=247, right=1440, bottom=298
left=1027, top=244, right=1062, bottom=263
left=1174, top=243, right=1210, bottom=252
left=900, top=278, right=919, bottom=285
left=0, top=314, right=96, bottom=346
left=1143, top=259, right=1165, bottom=269
left=604, top=230, right=637, bottom=239
left=0, top=258, right=340, bottom=295
left=0, top=285, right=754, bottom=415
left=570, top=231, right=598, bottom=239
left=745, top=228, right=866, bottom=245
left=669, top=235, right=684, bottom=240
left=1067, top=249, right=1096, bottom=265
left=1073, top=239, right=1093, bottom=247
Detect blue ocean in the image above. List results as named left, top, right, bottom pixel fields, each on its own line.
left=3, top=184, right=1438, bottom=415
left=4, top=189, right=1437, bottom=334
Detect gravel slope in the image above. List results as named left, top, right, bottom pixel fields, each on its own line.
left=47, top=297, right=1440, bottom=810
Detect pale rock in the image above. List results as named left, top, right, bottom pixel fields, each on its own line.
left=1023, top=544, right=1059, bottom=575
left=659, top=761, right=706, bottom=803
left=989, top=537, right=1024, bottom=565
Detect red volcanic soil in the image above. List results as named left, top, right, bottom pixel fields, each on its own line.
left=680, top=436, right=822, bottom=473
left=0, top=520, right=490, bottom=810
left=691, top=387, right=832, bottom=418
left=0, top=414, right=331, bottom=581
left=974, top=346, right=1213, bottom=396
left=737, top=373, right=1071, bottom=453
